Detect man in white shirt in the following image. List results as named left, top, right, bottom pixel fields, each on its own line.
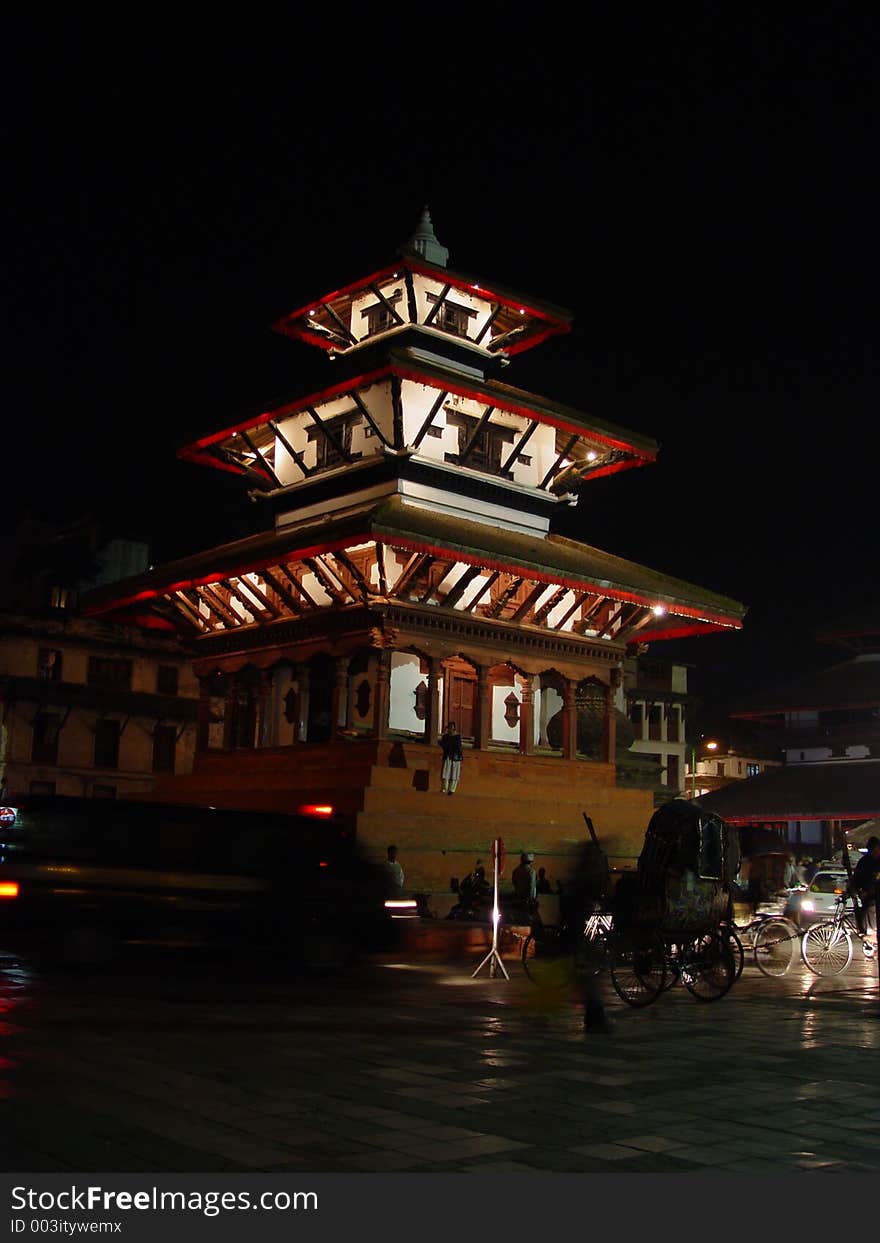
left=385, top=844, right=404, bottom=895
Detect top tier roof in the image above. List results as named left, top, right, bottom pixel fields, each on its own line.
left=272, top=207, right=572, bottom=360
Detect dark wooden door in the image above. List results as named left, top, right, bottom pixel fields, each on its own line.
left=446, top=674, right=475, bottom=739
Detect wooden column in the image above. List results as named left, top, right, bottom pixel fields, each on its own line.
left=255, top=668, right=272, bottom=748
left=332, top=656, right=349, bottom=739
left=562, top=678, right=578, bottom=762
left=373, top=650, right=391, bottom=741
left=223, top=679, right=236, bottom=750
left=519, top=674, right=535, bottom=756
left=473, top=665, right=492, bottom=751
left=602, top=669, right=621, bottom=765
left=426, top=656, right=441, bottom=746
left=196, top=677, right=212, bottom=753
left=296, top=664, right=310, bottom=742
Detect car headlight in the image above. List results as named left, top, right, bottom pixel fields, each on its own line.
left=801, top=899, right=815, bottom=913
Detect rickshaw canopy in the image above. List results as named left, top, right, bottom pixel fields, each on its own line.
left=637, top=799, right=740, bottom=896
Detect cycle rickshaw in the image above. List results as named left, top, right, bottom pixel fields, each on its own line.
left=605, top=800, right=741, bottom=1006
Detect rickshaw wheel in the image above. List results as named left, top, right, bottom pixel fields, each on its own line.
left=681, top=932, right=736, bottom=1001
left=608, top=929, right=666, bottom=1007
left=753, top=918, right=799, bottom=977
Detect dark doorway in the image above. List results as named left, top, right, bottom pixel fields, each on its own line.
left=307, top=653, right=334, bottom=742
left=230, top=667, right=260, bottom=749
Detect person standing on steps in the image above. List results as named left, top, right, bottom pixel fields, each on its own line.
left=385, top=844, right=404, bottom=896
left=440, top=721, right=463, bottom=795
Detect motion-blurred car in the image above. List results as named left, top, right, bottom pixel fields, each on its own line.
left=0, top=795, right=397, bottom=971
left=785, top=866, right=851, bottom=928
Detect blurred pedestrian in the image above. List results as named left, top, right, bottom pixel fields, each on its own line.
left=440, top=722, right=463, bottom=795
left=536, top=866, right=552, bottom=895
left=564, top=838, right=612, bottom=1033
left=852, top=836, right=880, bottom=945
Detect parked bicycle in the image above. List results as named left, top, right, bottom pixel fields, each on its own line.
left=801, top=894, right=876, bottom=976
left=720, top=910, right=802, bottom=979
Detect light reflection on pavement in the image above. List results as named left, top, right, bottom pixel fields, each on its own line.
left=1, top=944, right=879, bottom=1173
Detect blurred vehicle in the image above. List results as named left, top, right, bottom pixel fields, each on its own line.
left=0, top=795, right=397, bottom=971
left=784, top=866, right=851, bottom=928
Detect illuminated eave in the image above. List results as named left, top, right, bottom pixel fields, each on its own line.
left=177, top=360, right=657, bottom=486
left=271, top=256, right=572, bottom=358
left=82, top=500, right=744, bottom=643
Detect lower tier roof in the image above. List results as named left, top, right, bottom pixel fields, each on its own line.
left=82, top=496, right=745, bottom=644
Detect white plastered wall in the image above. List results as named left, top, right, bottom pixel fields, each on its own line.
left=389, top=651, right=425, bottom=733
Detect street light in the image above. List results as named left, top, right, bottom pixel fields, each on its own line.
left=690, top=738, right=718, bottom=799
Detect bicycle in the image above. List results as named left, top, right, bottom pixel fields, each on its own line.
left=520, top=910, right=612, bottom=984
left=524, top=910, right=736, bottom=1007
left=801, top=894, right=876, bottom=976
left=720, top=912, right=802, bottom=979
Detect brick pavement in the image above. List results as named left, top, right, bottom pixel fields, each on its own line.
left=1, top=945, right=879, bottom=1173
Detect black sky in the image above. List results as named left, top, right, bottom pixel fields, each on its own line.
left=6, top=12, right=879, bottom=718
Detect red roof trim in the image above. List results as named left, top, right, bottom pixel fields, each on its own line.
left=631, top=621, right=736, bottom=643
left=85, top=532, right=743, bottom=633
left=392, top=366, right=656, bottom=460
left=370, top=535, right=742, bottom=629
left=181, top=366, right=394, bottom=454
left=403, top=259, right=568, bottom=325
left=723, top=810, right=880, bottom=824
left=274, top=263, right=402, bottom=329
left=178, top=362, right=656, bottom=471
left=272, top=258, right=571, bottom=346
left=83, top=534, right=371, bottom=617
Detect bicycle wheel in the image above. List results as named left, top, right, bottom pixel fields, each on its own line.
left=801, top=921, right=853, bottom=976
left=521, top=926, right=563, bottom=984
left=681, top=933, right=736, bottom=1001
left=609, top=929, right=667, bottom=1007
left=753, top=919, right=799, bottom=978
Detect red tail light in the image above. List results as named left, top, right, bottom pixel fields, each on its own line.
left=298, top=804, right=334, bottom=818
left=0, top=882, right=19, bottom=899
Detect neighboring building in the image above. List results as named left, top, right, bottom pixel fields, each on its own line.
left=694, top=609, right=880, bottom=859
left=623, top=654, right=691, bottom=799
left=685, top=739, right=782, bottom=800
left=82, top=210, right=745, bottom=894
left=0, top=521, right=199, bottom=801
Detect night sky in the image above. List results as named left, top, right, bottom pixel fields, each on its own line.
left=6, top=14, right=878, bottom=724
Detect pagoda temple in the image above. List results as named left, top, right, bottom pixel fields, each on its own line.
left=83, top=210, right=746, bottom=898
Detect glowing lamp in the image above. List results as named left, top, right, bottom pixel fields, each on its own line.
left=0, top=882, right=19, bottom=899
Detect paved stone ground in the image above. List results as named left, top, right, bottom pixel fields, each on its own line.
left=2, top=942, right=879, bottom=1174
